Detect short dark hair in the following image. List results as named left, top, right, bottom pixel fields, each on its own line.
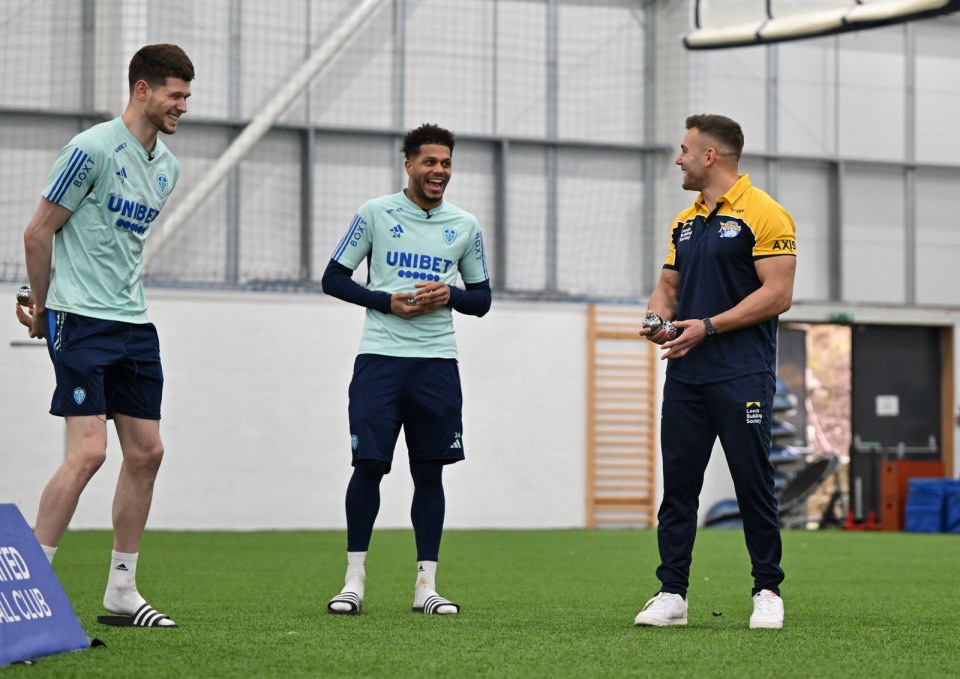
left=128, top=44, right=195, bottom=93
left=401, top=123, right=455, bottom=160
left=686, top=114, right=744, bottom=160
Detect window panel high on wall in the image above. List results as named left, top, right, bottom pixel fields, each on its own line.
left=239, top=2, right=314, bottom=125
left=495, top=0, right=549, bottom=137
left=237, top=131, right=303, bottom=284
left=557, top=0, right=645, bottom=144
left=307, top=3, right=395, bottom=130
left=915, top=20, right=960, bottom=163
left=405, top=0, right=496, bottom=135
left=504, top=145, right=549, bottom=292
left=841, top=166, right=905, bottom=304
left=837, top=27, right=905, bottom=161
left=916, top=169, right=960, bottom=306
left=0, top=1, right=86, bottom=111
left=777, top=36, right=838, bottom=156
left=556, top=148, right=643, bottom=298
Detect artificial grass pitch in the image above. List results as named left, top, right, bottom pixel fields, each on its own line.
left=6, top=528, right=960, bottom=678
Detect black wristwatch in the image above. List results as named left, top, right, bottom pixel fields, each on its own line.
left=702, top=317, right=718, bottom=338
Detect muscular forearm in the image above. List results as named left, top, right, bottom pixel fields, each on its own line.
left=23, top=198, right=71, bottom=312
left=710, top=283, right=793, bottom=334
left=710, top=256, right=795, bottom=333
left=647, top=269, right=679, bottom=321
left=647, top=294, right=676, bottom=322
left=23, top=227, right=54, bottom=312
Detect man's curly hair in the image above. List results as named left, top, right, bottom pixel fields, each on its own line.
left=402, top=123, right=455, bottom=160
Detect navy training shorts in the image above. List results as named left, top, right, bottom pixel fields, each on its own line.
left=347, top=354, right=464, bottom=472
left=45, top=310, right=163, bottom=420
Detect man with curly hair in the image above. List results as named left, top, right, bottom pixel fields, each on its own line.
left=322, top=123, right=491, bottom=616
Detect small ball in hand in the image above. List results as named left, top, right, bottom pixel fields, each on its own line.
left=16, top=284, right=33, bottom=306
left=642, top=313, right=663, bottom=334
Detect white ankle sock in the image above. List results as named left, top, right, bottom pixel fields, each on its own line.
left=329, top=551, right=366, bottom=612
left=40, top=544, right=57, bottom=565
left=102, top=550, right=147, bottom=615
left=346, top=551, right=366, bottom=578
left=416, top=560, right=437, bottom=591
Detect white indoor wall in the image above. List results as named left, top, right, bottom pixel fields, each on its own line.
left=1, top=291, right=603, bottom=531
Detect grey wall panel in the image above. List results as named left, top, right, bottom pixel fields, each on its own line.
left=0, top=2, right=86, bottom=111
left=556, top=148, right=644, bottom=298
left=916, top=168, right=960, bottom=306
left=504, top=145, right=549, bottom=292
left=777, top=38, right=838, bottom=156
left=405, top=0, right=496, bottom=135
left=841, top=166, right=905, bottom=303
left=307, top=3, right=396, bottom=130
left=238, top=130, right=303, bottom=282
left=915, top=21, right=960, bottom=164
left=837, top=27, right=905, bottom=161
left=557, top=0, right=645, bottom=144
left=493, top=1, right=548, bottom=137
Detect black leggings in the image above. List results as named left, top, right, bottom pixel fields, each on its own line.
left=345, top=459, right=446, bottom=562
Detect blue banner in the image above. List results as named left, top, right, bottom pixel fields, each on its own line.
left=0, top=504, right=89, bottom=667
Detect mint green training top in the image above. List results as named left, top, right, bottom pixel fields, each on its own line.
left=330, top=190, right=490, bottom=359
left=42, top=117, right=181, bottom=323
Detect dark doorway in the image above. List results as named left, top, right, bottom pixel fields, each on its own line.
left=849, top=324, right=943, bottom=521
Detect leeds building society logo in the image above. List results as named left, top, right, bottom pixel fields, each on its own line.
left=718, top=220, right=742, bottom=238
left=745, top=401, right=762, bottom=425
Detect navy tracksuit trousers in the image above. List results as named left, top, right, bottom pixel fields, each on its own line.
left=656, top=371, right=784, bottom=597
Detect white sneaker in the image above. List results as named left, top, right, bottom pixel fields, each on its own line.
left=749, top=589, right=784, bottom=629
left=634, top=592, right=687, bottom=627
